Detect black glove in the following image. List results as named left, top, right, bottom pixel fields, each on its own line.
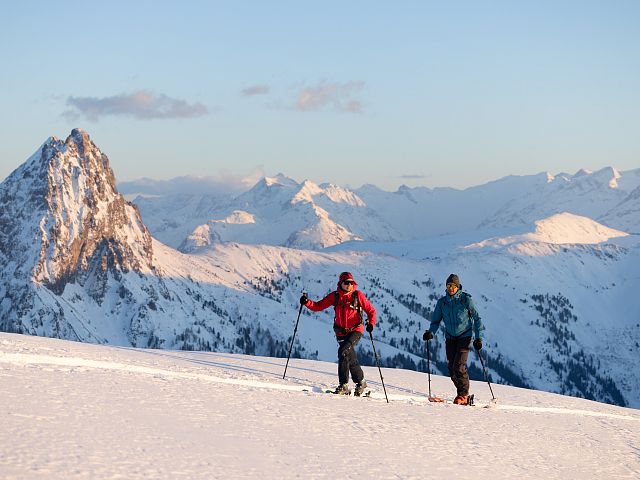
left=473, top=338, right=482, bottom=351
left=423, top=330, right=433, bottom=341
left=366, top=323, right=374, bottom=333
left=299, top=293, right=308, bottom=305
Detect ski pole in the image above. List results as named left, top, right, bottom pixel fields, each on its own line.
left=425, top=340, right=443, bottom=402
left=368, top=330, right=389, bottom=403
left=476, top=348, right=496, bottom=401
left=427, top=340, right=432, bottom=398
left=283, top=302, right=304, bottom=380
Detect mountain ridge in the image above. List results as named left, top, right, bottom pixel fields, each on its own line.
left=1, top=130, right=639, bottom=409
left=130, top=166, right=640, bottom=251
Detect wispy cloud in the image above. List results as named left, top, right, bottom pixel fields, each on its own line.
left=294, top=81, right=365, bottom=113
left=64, top=90, right=208, bottom=121
left=241, top=85, right=270, bottom=96
left=118, top=167, right=266, bottom=197
left=399, top=174, right=427, bottom=180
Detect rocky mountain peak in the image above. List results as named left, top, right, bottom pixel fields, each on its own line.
left=66, top=127, right=91, bottom=152
left=0, top=129, right=153, bottom=297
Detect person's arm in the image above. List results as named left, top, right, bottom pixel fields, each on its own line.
left=429, top=299, right=443, bottom=334
left=305, top=292, right=335, bottom=312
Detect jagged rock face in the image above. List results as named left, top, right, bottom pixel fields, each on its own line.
left=0, top=129, right=153, bottom=299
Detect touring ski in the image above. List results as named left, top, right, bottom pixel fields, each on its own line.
left=324, top=389, right=371, bottom=398
left=428, top=394, right=475, bottom=406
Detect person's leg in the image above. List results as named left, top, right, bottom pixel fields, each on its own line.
left=337, top=332, right=363, bottom=385
left=346, top=332, right=364, bottom=384
left=337, top=337, right=350, bottom=385
left=337, top=334, right=356, bottom=384
left=445, top=338, right=457, bottom=391
left=452, top=337, right=471, bottom=397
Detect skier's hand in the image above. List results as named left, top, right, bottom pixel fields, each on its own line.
left=366, top=323, right=374, bottom=333
left=423, top=330, right=433, bottom=341
left=299, top=293, right=308, bottom=305
left=473, top=338, right=482, bottom=351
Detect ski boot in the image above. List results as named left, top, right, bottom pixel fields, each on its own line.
left=453, top=394, right=474, bottom=406
left=453, top=395, right=468, bottom=405
left=354, top=380, right=367, bottom=397
left=334, top=383, right=351, bottom=395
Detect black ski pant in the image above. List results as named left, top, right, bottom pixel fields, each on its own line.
left=337, top=331, right=364, bottom=385
left=446, top=336, right=472, bottom=397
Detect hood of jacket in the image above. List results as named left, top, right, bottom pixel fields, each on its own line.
left=337, top=271, right=358, bottom=290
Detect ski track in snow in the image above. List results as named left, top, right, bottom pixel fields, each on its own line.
left=1, top=350, right=637, bottom=422
left=1, top=333, right=639, bottom=480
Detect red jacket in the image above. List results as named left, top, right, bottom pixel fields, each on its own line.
left=305, top=284, right=376, bottom=336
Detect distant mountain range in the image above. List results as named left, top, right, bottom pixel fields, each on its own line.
left=127, top=166, right=640, bottom=252
left=1, top=129, right=639, bottom=408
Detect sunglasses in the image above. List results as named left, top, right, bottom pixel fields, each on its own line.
left=446, top=283, right=458, bottom=289
left=343, top=280, right=355, bottom=285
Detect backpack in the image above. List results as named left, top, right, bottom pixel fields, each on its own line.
left=453, top=292, right=475, bottom=338
left=460, top=291, right=474, bottom=318
left=332, top=290, right=364, bottom=335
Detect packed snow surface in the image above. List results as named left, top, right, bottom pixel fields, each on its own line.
left=1, top=333, right=638, bottom=480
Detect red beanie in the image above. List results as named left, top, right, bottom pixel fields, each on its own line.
left=339, top=272, right=355, bottom=283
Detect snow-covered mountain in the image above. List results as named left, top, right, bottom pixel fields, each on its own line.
left=0, top=129, right=153, bottom=335
left=132, top=166, right=640, bottom=250
left=2, top=333, right=638, bottom=479
left=600, top=183, right=640, bottom=233
left=133, top=174, right=396, bottom=252
left=467, top=212, right=629, bottom=248
left=478, top=167, right=640, bottom=231
left=1, top=130, right=639, bottom=409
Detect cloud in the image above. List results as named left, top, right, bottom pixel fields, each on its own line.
left=398, top=174, right=427, bottom=180
left=118, top=167, right=266, bottom=197
left=64, top=90, right=208, bottom=121
left=241, top=85, right=270, bottom=96
left=294, top=81, right=365, bottom=113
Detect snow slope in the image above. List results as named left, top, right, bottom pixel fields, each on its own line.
left=1, top=333, right=638, bottom=480
left=2, top=130, right=639, bottom=412
left=466, top=213, right=629, bottom=248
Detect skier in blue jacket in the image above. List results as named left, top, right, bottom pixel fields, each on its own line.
left=423, top=274, right=485, bottom=405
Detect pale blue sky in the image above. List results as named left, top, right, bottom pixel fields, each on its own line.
left=1, top=1, right=639, bottom=191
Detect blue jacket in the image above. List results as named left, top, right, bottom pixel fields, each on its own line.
left=429, top=290, right=484, bottom=340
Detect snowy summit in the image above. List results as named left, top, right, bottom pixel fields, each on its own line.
left=467, top=212, right=629, bottom=249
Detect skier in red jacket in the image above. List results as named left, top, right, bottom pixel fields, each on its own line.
left=300, top=272, right=376, bottom=395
